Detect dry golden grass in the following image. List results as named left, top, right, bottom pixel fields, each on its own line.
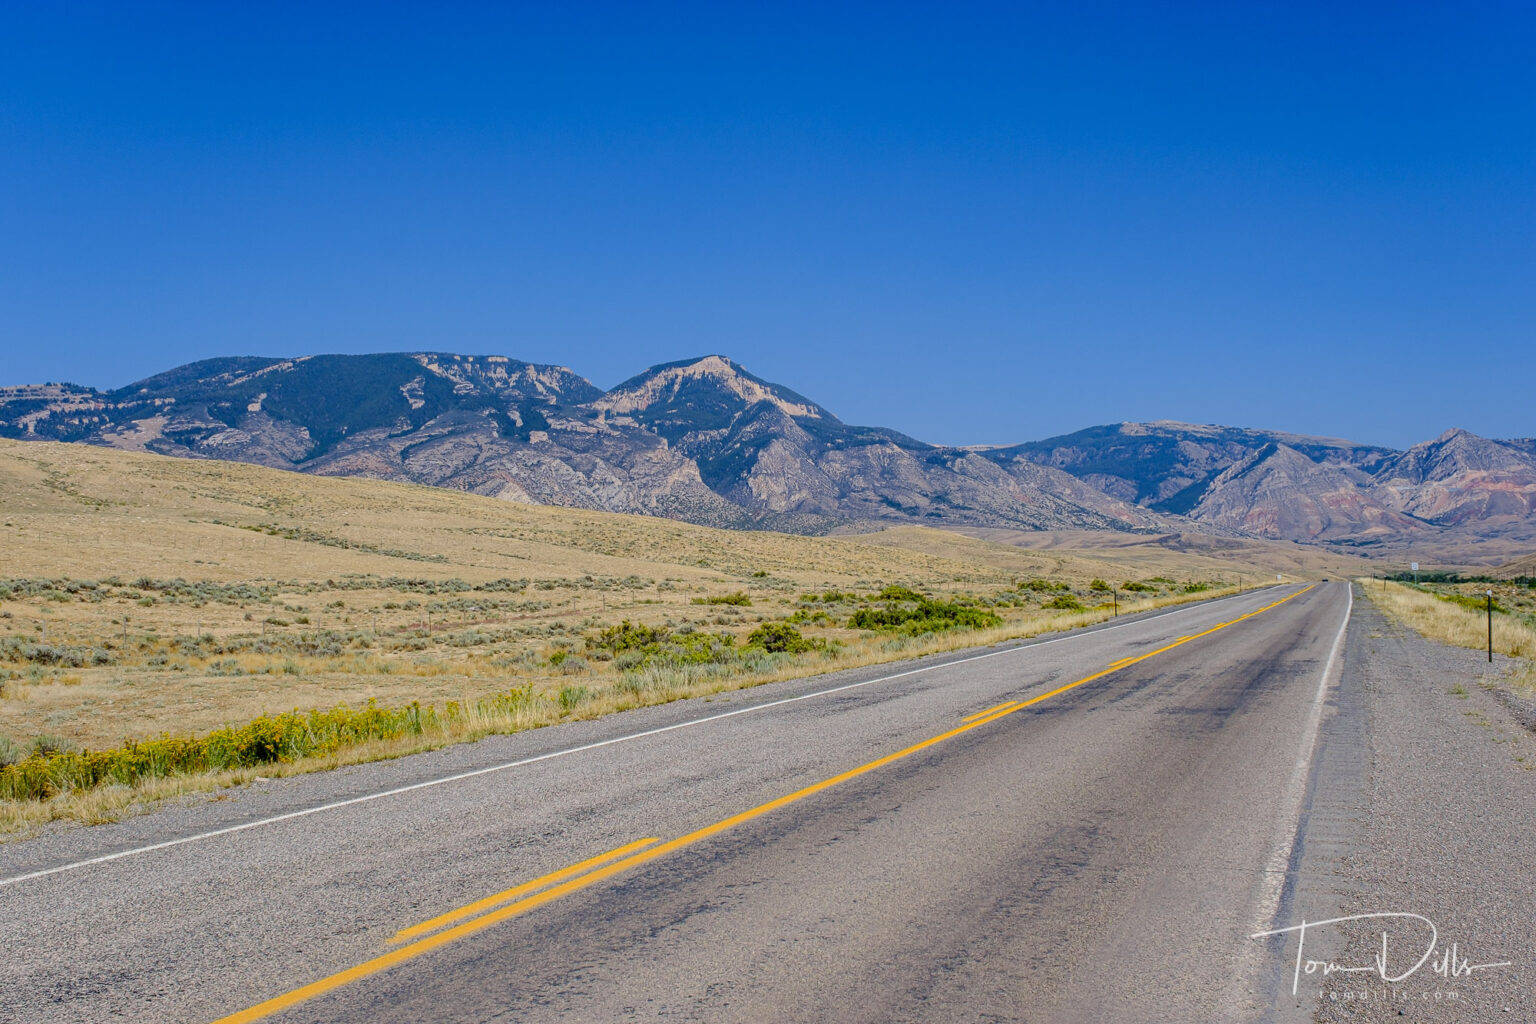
left=1360, top=579, right=1536, bottom=661
left=0, top=438, right=1309, bottom=833
left=0, top=582, right=1246, bottom=837
left=1, top=438, right=1117, bottom=586
left=0, top=439, right=1290, bottom=745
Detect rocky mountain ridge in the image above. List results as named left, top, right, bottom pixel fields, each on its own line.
left=3, top=353, right=1532, bottom=557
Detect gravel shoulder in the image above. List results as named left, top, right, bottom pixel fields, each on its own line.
left=1276, top=587, right=1536, bottom=1021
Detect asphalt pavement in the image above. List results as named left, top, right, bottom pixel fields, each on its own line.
left=1, top=584, right=1360, bottom=1023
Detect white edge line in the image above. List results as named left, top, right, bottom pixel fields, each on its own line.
left=1241, top=582, right=1352, bottom=986
left=0, top=585, right=1289, bottom=890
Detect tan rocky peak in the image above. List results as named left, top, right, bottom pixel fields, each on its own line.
left=595, top=355, right=823, bottom=419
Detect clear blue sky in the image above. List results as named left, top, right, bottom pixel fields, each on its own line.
left=2, top=2, right=1532, bottom=449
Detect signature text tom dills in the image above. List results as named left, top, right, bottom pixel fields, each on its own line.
left=1250, top=913, right=1512, bottom=996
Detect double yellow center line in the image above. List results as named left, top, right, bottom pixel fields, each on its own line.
left=390, top=836, right=661, bottom=945
left=213, top=584, right=1313, bottom=1023
left=962, top=699, right=1021, bottom=721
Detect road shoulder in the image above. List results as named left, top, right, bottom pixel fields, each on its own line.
left=1272, top=586, right=1536, bottom=1021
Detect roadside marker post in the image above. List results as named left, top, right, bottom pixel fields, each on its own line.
left=1487, top=590, right=1494, bottom=663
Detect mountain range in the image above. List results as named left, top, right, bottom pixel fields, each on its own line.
left=3, top=352, right=1533, bottom=561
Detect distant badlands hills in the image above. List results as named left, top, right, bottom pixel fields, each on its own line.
left=2, top=352, right=1534, bottom=564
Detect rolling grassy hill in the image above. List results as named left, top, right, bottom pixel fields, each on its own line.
left=0, top=438, right=1355, bottom=832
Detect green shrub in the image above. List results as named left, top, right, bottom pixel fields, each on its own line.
left=745, top=622, right=819, bottom=654
left=787, top=609, right=833, bottom=625
left=691, top=592, right=752, bottom=607
left=586, top=620, right=669, bottom=653
left=803, top=590, right=858, bottom=604
left=657, top=632, right=737, bottom=664
left=848, top=597, right=1001, bottom=636
left=877, top=585, right=924, bottom=602
left=1043, top=594, right=1084, bottom=611
left=586, top=620, right=737, bottom=670
left=1089, top=579, right=1110, bottom=592
left=1435, top=591, right=1505, bottom=614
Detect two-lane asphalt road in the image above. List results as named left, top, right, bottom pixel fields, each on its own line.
left=0, top=583, right=1353, bottom=1023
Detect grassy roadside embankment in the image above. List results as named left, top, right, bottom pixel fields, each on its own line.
left=0, top=580, right=1248, bottom=837
left=1359, top=579, right=1536, bottom=694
